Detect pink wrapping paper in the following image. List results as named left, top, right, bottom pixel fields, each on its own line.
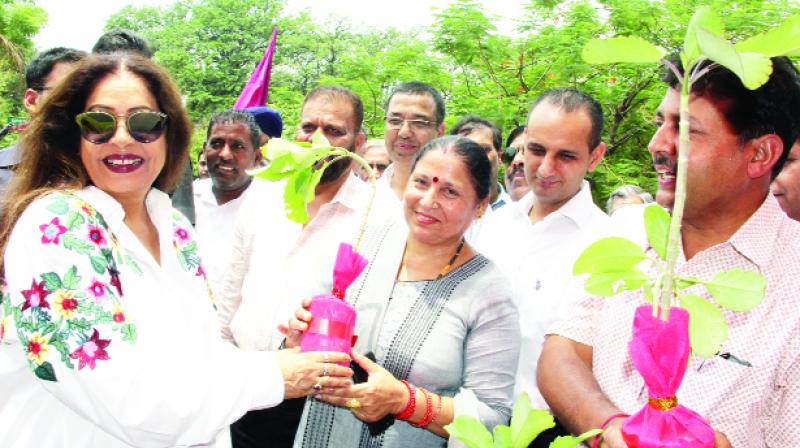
left=622, top=305, right=715, bottom=447
left=300, top=243, right=368, bottom=364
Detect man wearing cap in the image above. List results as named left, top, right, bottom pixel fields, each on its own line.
left=194, top=108, right=282, bottom=296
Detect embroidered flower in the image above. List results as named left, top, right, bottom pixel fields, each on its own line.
left=87, top=279, right=107, bottom=303
left=69, top=329, right=110, bottom=370
left=26, top=332, right=51, bottom=365
left=108, top=265, right=123, bottom=297
left=196, top=265, right=206, bottom=278
left=86, top=224, right=107, bottom=247
left=39, top=218, right=67, bottom=245
left=54, top=290, right=79, bottom=319
left=81, top=205, right=95, bottom=218
left=21, top=279, right=51, bottom=312
left=174, top=226, right=191, bottom=244
left=0, top=315, right=8, bottom=341
left=112, top=305, right=126, bottom=323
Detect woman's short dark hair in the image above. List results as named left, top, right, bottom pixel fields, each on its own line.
left=410, top=135, right=491, bottom=202
left=0, top=53, right=191, bottom=272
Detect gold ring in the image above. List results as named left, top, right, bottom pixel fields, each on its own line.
left=344, top=398, right=361, bottom=410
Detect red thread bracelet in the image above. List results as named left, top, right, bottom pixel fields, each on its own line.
left=395, top=380, right=416, bottom=420
left=592, top=413, right=630, bottom=448
left=409, top=388, right=434, bottom=427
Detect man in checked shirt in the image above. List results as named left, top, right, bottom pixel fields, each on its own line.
left=538, top=56, right=800, bottom=447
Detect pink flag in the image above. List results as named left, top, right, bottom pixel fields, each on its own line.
left=233, top=27, right=278, bottom=109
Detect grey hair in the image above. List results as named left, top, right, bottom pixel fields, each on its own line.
left=606, top=185, right=654, bottom=214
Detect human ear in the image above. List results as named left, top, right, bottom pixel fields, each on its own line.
left=23, top=89, right=40, bottom=113
left=587, top=142, right=606, bottom=172
left=748, top=135, right=782, bottom=179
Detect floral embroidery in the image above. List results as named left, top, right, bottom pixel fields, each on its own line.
left=53, top=290, right=79, bottom=319
left=26, top=332, right=51, bottom=365
left=21, top=279, right=51, bottom=312
left=39, top=218, right=68, bottom=245
left=69, top=329, right=110, bottom=370
left=87, top=279, right=107, bottom=303
left=112, top=305, right=126, bottom=323
left=86, top=224, right=107, bottom=246
left=173, top=212, right=201, bottom=272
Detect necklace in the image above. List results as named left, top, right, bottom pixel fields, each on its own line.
left=437, top=238, right=466, bottom=279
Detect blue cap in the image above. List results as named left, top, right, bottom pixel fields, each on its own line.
left=243, top=106, right=283, bottom=138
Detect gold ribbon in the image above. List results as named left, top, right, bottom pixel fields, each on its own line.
left=648, top=395, right=678, bottom=411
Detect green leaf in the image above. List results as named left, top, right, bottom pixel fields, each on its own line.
left=494, top=425, right=512, bottom=448
left=89, top=255, right=107, bottom=275
left=283, top=169, right=313, bottom=223
left=306, top=166, right=325, bottom=203
left=573, top=237, right=648, bottom=275
left=62, top=235, right=94, bottom=255
left=62, top=266, right=80, bottom=290
left=696, top=27, right=773, bottom=90
left=643, top=204, right=670, bottom=260
left=549, top=429, right=603, bottom=448
left=311, top=129, right=333, bottom=149
left=46, top=199, right=69, bottom=215
left=735, top=15, right=800, bottom=57
left=40, top=272, right=61, bottom=291
left=122, top=323, right=138, bottom=343
left=582, top=37, right=665, bottom=65
left=702, top=268, right=766, bottom=312
left=510, top=393, right=555, bottom=448
left=684, top=6, right=725, bottom=64
left=49, top=339, right=75, bottom=369
left=643, top=281, right=654, bottom=304
left=679, top=294, right=728, bottom=358
left=583, top=268, right=650, bottom=297
left=66, top=211, right=85, bottom=230
left=674, top=276, right=701, bottom=290
left=444, top=415, right=494, bottom=448
left=34, top=361, right=58, bottom=382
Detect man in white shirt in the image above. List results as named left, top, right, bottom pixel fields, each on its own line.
left=510, top=88, right=608, bottom=412
left=194, top=109, right=282, bottom=296
left=216, top=86, right=368, bottom=447
left=377, top=81, right=445, bottom=207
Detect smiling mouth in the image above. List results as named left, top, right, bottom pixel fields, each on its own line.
left=104, top=158, right=142, bottom=166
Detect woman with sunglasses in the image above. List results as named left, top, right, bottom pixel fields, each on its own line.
left=0, top=53, right=352, bottom=447
left=285, top=136, right=520, bottom=448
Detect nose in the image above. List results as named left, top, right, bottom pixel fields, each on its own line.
left=218, top=142, right=234, bottom=160
left=397, top=120, right=413, bottom=137
left=538, top=152, right=557, bottom=177
left=419, top=185, right=437, bottom=208
left=107, top=118, right=135, bottom=147
left=648, top=123, right=676, bottom=157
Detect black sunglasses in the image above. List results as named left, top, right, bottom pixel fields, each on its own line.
left=369, top=162, right=388, bottom=172
left=501, top=145, right=522, bottom=165
left=75, top=110, right=168, bottom=144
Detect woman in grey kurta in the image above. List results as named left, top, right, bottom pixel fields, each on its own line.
left=285, top=136, right=521, bottom=448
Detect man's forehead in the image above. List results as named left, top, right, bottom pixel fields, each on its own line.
left=209, top=122, right=251, bottom=139
left=462, top=126, right=495, bottom=148
left=387, top=93, right=436, bottom=114
left=301, top=96, right=355, bottom=125
left=44, top=62, right=79, bottom=87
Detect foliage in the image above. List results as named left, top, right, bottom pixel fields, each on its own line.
left=445, top=393, right=601, bottom=448
left=75, top=0, right=798, bottom=194
left=0, top=0, right=47, bottom=140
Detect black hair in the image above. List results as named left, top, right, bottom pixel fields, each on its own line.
left=528, top=88, right=604, bottom=150
left=92, top=29, right=154, bottom=58
left=450, top=115, right=502, bottom=152
left=302, top=85, right=364, bottom=132
left=663, top=55, right=800, bottom=178
left=385, top=81, right=446, bottom=124
left=505, top=125, right=526, bottom=148
left=205, top=110, right=262, bottom=150
left=25, top=47, right=87, bottom=91
left=410, top=135, right=491, bottom=202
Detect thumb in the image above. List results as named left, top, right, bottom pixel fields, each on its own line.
left=351, top=350, right=378, bottom=374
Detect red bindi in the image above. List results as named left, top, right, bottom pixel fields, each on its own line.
left=432, top=176, right=439, bottom=183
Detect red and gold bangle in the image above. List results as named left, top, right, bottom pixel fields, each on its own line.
left=409, top=388, right=434, bottom=427
left=395, top=380, right=417, bottom=420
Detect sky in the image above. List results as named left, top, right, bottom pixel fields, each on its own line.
left=33, top=0, right=527, bottom=52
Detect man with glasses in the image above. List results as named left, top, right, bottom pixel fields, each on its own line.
left=503, top=125, right=530, bottom=202
left=0, top=47, right=86, bottom=197
left=355, top=139, right=390, bottom=181
left=379, top=81, right=445, bottom=205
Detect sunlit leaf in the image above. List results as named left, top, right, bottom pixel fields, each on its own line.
left=510, top=393, right=555, bottom=448
left=702, top=269, right=766, bottom=312
left=445, top=415, right=494, bottom=448
left=583, top=268, right=649, bottom=297
left=494, top=425, right=512, bottom=448
left=573, top=237, right=648, bottom=275
left=549, top=429, right=603, bottom=448
left=679, top=294, right=728, bottom=358
left=283, top=169, right=314, bottom=223
left=735, top=15, right=800, bottom=57
left=674, top=276, right=701, bottom=290
left=311, top=128, right=333, bottom=149
left=582, top=37, right=665, bottom=65
left=644, top=204, right=670, bottom=260
left=696, top=27, right=773, bottom=90
left=684, top=6, right=725, bottom=64
left=643, top=281, right=654, bottom=304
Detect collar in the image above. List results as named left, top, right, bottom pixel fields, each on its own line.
left=330, top=169, right=370, bottom=212
left=75, top=186, right=172, bottom=234
left=517, top=180, right=604, bottom=228
left=726, top=194, right=786, bottom=269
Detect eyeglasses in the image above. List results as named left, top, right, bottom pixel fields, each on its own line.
left=501, top=145, right=523, bottom=165
left=384, top=116, right=438, bottom=131
left=369, top=162, right=388, bottom=173
left=75, top=110, right=168, bottom=144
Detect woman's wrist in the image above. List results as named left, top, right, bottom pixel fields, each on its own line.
left=392, top=379, right=414, bottom=416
